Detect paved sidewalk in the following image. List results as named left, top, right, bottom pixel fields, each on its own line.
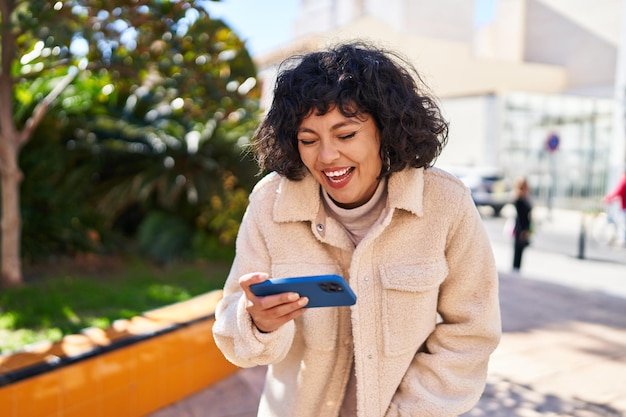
left=148, top=269, right=626, bottom=417
left=464, top=273, right=626, bottom=417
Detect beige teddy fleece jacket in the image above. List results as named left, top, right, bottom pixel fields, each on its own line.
left=213, top=167, right=501, bottom=417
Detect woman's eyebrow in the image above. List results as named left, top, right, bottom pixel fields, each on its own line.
left=330, top=120, right=360, bottom=130
left=298, top=120, right=360, bottom=134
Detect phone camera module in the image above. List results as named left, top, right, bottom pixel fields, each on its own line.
left=319, top=282, right=343, bottom=293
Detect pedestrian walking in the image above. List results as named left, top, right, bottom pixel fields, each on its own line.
left=512, top=177, right=532, bottom=271
left=213, top=41, right=501, bottom=417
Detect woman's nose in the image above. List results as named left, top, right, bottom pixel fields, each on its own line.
left=318, top=139, right=339, bottom=163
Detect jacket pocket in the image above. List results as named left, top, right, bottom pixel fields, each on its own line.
left=271, top=263, right=342, bottom=352
left=379, top=260, right=448, bottom=356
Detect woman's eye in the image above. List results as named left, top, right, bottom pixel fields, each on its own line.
left=298, top=138, right=316, bottom=146
left=338, top=132, right=356, bottom=140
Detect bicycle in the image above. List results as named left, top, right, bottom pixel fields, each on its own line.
left=590, top=203, right=624, bottom=247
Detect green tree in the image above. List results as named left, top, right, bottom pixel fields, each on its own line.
left=1, top=0, right=260, bottom=285
left=71, top=2, right=260, bottom=263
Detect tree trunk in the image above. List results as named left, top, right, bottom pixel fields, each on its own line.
left=0, top=143, right=23, bottom=287
left=0, top=0, right=23, bottom=287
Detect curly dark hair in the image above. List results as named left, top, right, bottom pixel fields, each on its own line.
left=253, top=41, right=449, bottom=180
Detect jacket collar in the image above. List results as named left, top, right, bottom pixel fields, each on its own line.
left=388, top=167, right=425, bottom=217
left=273, top=168, right=425, bottom=224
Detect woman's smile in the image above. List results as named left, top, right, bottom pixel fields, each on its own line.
left=324, top=167, right=355, bottom=186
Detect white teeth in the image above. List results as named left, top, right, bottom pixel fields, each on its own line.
left=325, top=168, right=351, bottom=177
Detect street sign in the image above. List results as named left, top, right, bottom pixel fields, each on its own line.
left=546, top=133, right=560, bottom=152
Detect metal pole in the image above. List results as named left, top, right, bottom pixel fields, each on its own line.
left=577, top=214, right=586, bottom=259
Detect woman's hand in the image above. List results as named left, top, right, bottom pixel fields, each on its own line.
left=239, top=272, right=309, bottom=333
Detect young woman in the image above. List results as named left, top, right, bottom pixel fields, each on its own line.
left=512, top=177, right=533, bottom=271
left=213, top=41, right=501, bottom=417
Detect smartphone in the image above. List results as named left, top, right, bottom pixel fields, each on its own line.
left=249, top=274, right=357, bottom=308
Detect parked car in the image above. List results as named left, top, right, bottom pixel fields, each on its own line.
left=442, top=166, right=512, bottom=216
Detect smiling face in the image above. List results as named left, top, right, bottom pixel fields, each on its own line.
left=297, top=107, right=383, bottom=209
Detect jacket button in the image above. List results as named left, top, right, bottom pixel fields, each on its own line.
left=316, top=224, right=324, bottom=232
